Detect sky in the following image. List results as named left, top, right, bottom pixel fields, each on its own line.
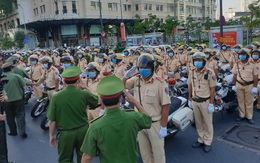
left=217, top=0, right=242, bottom=19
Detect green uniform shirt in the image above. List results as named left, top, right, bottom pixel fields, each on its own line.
left=4, top=72, right=27, bottom=102
left=13, top=66, right=29, bottom=78
left=80, top=107, right=152, bottom=163
left=47, top=86, right=99, bottom=130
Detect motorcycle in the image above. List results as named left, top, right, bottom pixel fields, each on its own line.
left=30, top=89, right=49, bottom=118
left=168, top=77, right=188, bottom=99
left=40, top=116, right=49, bottom=130
left=24, top=85, right=32, bottom=105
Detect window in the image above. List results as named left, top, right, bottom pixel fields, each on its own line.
left=160, top=5, right=163, bottom=11
left=113, top=3, right=117, bottom=10
left=97, top=2, right=101, bottom=9
left=128, top=5, right=131, bottom=11
left=169, top=5, right=174, bottom=12
left=149, top=4, right=152, bottom=10
left=161, top=19, right=163, bottom=23
left=55, top=1, right=59, bottom=14
left=135, top=4, right=139, bottom=11
left=91, top=1, right=96, bottom=9
left=156, top=4, right=159, bottom=11
left=145, top=18, right=148, bottom=22
left=123, top=4, right=127, bottom=11
left=40, top=6, right=43, bottom=13
left=62, top=1, right=67, bottom=14
left=34, top=8, right=39, bottom=15
left=43, top=5, right=45, bottom=13
left=144, top=3, right=148, bottom=10
left=108, top=3, right=112, bottom=10
left=72, top=1, right=77, bottom=13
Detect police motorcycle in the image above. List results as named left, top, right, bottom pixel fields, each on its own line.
left=24, top=80, right=33, bottom=105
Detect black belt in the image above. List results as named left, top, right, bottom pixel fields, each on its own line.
left=58, top=124, right=86, bottom=132
left=236, top=80, right=253, bottom=86
left=152, top=120, right=159, bottom=123
left=46, top=87, right=55, bottom=91
left=192, top=97, right=210, bottom=103
left=33, top=79, right=38, bottom=82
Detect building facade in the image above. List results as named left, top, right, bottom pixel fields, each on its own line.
left=241, top=0, right=257, bottom=12
left=0, top=0, right=217, bottom=48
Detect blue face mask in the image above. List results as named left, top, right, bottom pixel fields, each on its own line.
left=88, top=72, right=97, bottom=79
left=22, top=53, right=25, bottom=57
left=78, top=55, right=82, bottom=58
left=169, top=53, right=174, bottom=57
left=188, top=51, right=191, bottom=55
left=43, top=63, right=48, bottom=69
left=124, top=52, right=129, bottom=56
left=194, top=62, right=203, bottom=69
left=130, top=51, right=133, bottom=55
left=112, top=59, right=117, bottom=64
left=93, top=52, right=98, bottom=55
left=140, top=48, right=144, bottom=51
left=252, top=55, right=259, bottom=60
left=99, top=58, right=104, bottom=63
left=239, top=55, right=247, bottom=61
left=222, top=47, right=227, bottom=50
left=135, top=56, right=139, bottom=59
left=54, top=54, right=58, bottom=57
left=63, top=63, right=71, bottom=69
left=205, top=55, right=210, bottom=59
left=139, top=69, right=151, bottom=78
left=179, top=50, right=183, bottom=53
left=31, top=61, right=37, bottom=65
left=198, top=49, right=203, bottom=52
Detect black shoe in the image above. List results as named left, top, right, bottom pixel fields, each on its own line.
left=192, top=141, right=203, bottom=148
left=236, top=117, right=244, bottom=121
left=248, top=119, right=254, bottom=124
left=8, top=132, right=17, bottom=136
left=20, top=133, right=27, bottom=139
left=204, top=145, right=212, bottom=153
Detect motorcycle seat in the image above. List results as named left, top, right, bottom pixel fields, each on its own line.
left=169, top=96, right=182, bottom=114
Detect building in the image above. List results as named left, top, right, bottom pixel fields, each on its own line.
left=0, top=0, right=217, bottom=48
left=241, top=0, right=257, bottom=12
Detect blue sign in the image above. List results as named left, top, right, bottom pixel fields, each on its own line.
left=24, top=36, right=30, bottom=43
left=220, top=16, right=225, bottom=26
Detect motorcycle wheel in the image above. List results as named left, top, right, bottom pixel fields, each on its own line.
left=40, top=117, right=49, bottom=130
left=24, top=93, right=32, bottom=105
left=30, top=101, right=47, bottom=118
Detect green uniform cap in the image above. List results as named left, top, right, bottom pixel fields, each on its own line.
left=97, top=76, right=124, bottom=96
left=1, top=61, right=13, bottom=69
left=6, top=56, right=18, bottom=63
left=61, top=66, right=81, bottom=78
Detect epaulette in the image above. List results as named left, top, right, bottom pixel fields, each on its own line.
left=156, top=76, right=164, bottom=83
left=90, top=114, right=104, bottom=124
left=123, top=109, right=135, bottom=112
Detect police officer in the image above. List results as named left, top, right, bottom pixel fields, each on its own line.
left=29, top=54, right=44, bottom=101
left=230, top=44, right=242, bottom=70
left=61, top=55, right=74, bottom=70
left=232, top=48, right=259, bottom=124
left=186, top=49, right=198, bottom=73
left=122, top=54, right=171, bottom=163
left=81, top=76, right=152, bottom=163
left=111, top=53, right=127, bottom=78
left=166, top=49, right=181, bottom=78
left=205, top=48, right=218, bottom=77
left=188, top=52, right=217, bottom=153
left=216, top=44, right=232, bottom=67
left=98, top=53, right=112, bottom=78
left=52, top=50, right=61, bottom=68
left=2, top=61, right=36, bottom=138
left=48, top=66, right=99, bottom=163
left=77, top=51, right=87, bottom=71
left=6, top=56, right=29, bottom=78
left=13, top=53, right=26, bottom=70
left=154, top=55, right=167, bottom=80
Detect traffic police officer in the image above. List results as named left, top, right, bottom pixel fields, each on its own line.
left=205, top=48, right=218, bottom=77
left=122, top=54, right=171, bottom=163
left=77, top=51, right=87, bottom=71
left=188, top=52, right=217, bottom=153
left=6, top=56, right=29, bottom=78
left=216, top=44, right=232, bottom=67
left=111, top=53, right=127, bottom=78
left=53, top=50, right=61, bottom=68
left=154, top=55, right=167, bottom=80
left=98, top=53, right=112, bottom=78
left=48, top=66, right=99, bottom=163
left=81, top=76, right=152, bottom=163
left=230, top=44, right=242, bottom=70
left=232, top=48, right=259, bottom=124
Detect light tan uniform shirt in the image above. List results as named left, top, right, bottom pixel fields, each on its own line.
left=77, top=58, right=87, bottom=71
left=166, top=57, right=180, bottom=72
left=41, top=66, right=60, bottom=88
left=216, top=50, right=232, bottom=63
left=156, top=65, right=167, bottom=80
left=17, top=61, right=26, bottom=70
left=114, top=63, right=127, bottom=79
left=175, top=53, right=187, bottom=66
left=99, top=62, right=112, bottom=79
left=30, top=63, right=44, bottom=81
left=188, top=68, right=217, bottom=98
left=231, top=60, right=259, bottom=83
left=125, top=74, right=171, bottom=121
left=206, top=58, right=218, bottom=71
left=123, top=56, right=133, bottom=66
left=53, top=56, right=61, bottom=67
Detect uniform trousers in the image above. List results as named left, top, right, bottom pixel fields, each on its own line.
left=192, top=99, right=213, bottom=145
left=4, top=99, right=26, bottom=136
left=0, top=119, right=7, bottom=163
left=236, top=83, right=254, bottom=119
left=33, top=86, right=43, bottom=100
left=138, top=120, right=165, bottom=163
left=57, top=124, right=88, bottom=163
left=257, top=84, right=260, bottom=110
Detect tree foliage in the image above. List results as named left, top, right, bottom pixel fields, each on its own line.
left=0, top=37, right=15, bottom=50
left=14, top=31, right=25, bottom=49
left=0, top=0, right=13, bottom=16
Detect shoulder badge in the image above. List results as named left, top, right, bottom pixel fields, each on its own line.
left=90, top=115, right=104, bottom=123
left=156, top=76, right=164, bottom=83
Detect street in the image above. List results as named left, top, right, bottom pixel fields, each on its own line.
left=6, top=96, right=260, bottom=163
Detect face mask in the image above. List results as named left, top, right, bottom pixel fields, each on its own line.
left=124, top=52, right=129, bottom=56
left=26, top=53, right=30, bottom=56
left=239, top=55, right=247, bottom=61
left=194, top=62, right=203, bottom=69
left=252, top=55, right=259, bottom=60
left=135, top=56, right=139, bottom=59
left=88, top=72, right=97, bottom=79
left=63, top=63, right=71, bottom=69
left=74, top=54, right=77, bottom=57
left=43, top=63, right=48, bottom=69
left=139, top=69, right=151, bottom=78
left=169, top=53, right=174, bottom=57
left=78, top=55, right=82, bottom=58
left=184, top=46, right=187, bottom=49
left=179, top=50, right=183, bottom=53
left=198, top=49, right=203, bottom=52
left=99, top=58, right=104, bottom=63
left=140, top=48, right=144, bottom=51
left=93, top=52, right=98, bottom=55
left=130, top=51, right=133, bottom=55
left=172, top=46, right=175, bottom=49
left=112, top=59, right=117, bottom=64
left=222, top=47, right=227, bottom=50
left=205, top=55, right=210, bottom=59
left=188, top=51, right=191, bottom=55
left=234, top=49, right=239, bottom=53
left=22, top=53, right=25, bottom=57
left=54, top=54, right=58, bottom=57
left=195, top=47, right=198, bottom=50
left=31, top=61, right=37, bottom=65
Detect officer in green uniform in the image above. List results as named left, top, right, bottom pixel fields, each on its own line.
left=6, top=56, right=29, bottom=78
left=81, top=76, right=152, bottom=163
left=47, top=66, right=99, bottom=163
left=2, top=61, right=36, bottom=138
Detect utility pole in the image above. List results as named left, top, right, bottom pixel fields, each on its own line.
left=98, top=0, right=104, bottom=45
left=18, top=4, right=28, bottom=50
left=220, top=0, right=223, bottom=46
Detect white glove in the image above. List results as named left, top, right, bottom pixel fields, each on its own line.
left=124, top=66, right=137, bottom=79
left=99, top=109, right=105, bottom=116
left=217, top=83, right=222, bottom=87
left=168, top=72, right=174, bottom=76
left=158, top=126, right=167, bottom=139
left=188, top=100, right=192, bottom=108
left=232, top=86, right=236, bottom=92
left=208, top=104, right=214, bottom=114
left=251, top=87, right=258, bottom=95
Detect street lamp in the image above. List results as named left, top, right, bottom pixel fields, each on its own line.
left=18, top=3, right=28, bottom=50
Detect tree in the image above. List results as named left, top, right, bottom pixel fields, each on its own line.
left=0, top=0, right=13, bottom=16
left=161, top=15, right=180, bottom=43
left=147, top=13, right=161, bottom=32
left=14, top=31, right=25, bottom=49
left=0, top=37, right=15, bottom=50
